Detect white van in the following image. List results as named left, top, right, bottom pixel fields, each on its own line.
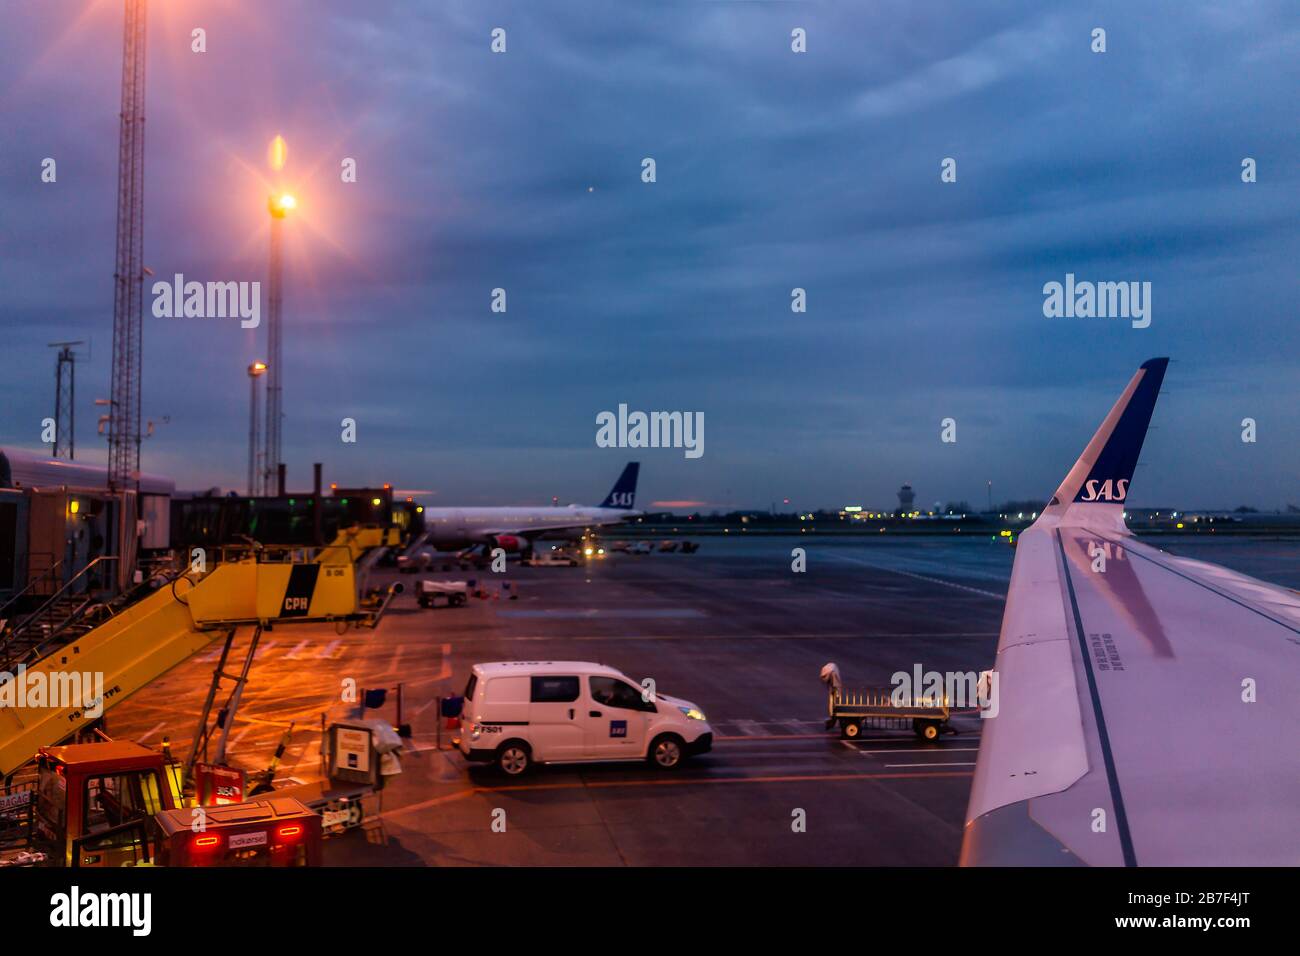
left=456, top=661, right=713, bottom=775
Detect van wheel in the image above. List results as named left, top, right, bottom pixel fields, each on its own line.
left=648, top=734, right=685, bottom=770
left=497, top=741, right=531, bottom=776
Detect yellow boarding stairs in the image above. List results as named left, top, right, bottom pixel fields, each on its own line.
left=0, top=527, right=399, bottom=778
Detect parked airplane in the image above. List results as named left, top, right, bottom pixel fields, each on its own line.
left=414, top=462, right=641, bottom=555
left=961, top=358, right=1300, bottom=865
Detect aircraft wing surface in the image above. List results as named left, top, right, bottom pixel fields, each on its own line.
left=961, top=358, right=1300, bottom=866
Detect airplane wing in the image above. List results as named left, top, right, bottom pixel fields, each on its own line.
left=961, top=358, right=1300, bottom=866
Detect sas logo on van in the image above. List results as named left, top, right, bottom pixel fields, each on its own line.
left=1080, top=479, right=1129, bottom=502
left=609, top=720, right=628, bottom=738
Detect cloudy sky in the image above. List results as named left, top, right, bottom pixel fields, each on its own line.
left=2, top=0, right=1297, bottom=510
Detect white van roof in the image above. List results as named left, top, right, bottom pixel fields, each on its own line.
left=473, top=661, right=624, bottom=678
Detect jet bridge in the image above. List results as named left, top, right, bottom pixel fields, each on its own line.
left=0, top=527, right=399, bottom=778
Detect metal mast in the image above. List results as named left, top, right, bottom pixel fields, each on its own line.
left=247, top=362, right=267, bottom=496
left=262, top=204, right=285, bottom=495
left=50, top=341, right=83, bottom=459
left=107, top=0, right=148, bottom=493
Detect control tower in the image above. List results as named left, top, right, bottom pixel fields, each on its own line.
left=897, top=483, right=915, bottom=514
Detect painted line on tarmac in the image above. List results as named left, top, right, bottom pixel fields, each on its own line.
left=136, top=721, right=166, bottom=745
left=853, top=747, right=979, bottom=755
left=828, top=553, right=1006, bottom=600
left=449, top=631, right=1000, bottom=644
left=884, top=761, right=977, bottom=768
left=716, top=733, right=834, bottom=741
left=379, top=769, right=975, bottom=822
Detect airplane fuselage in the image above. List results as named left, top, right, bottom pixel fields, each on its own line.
left=421, top=505, right=640, bottom=551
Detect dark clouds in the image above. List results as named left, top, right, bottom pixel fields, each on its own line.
left=2, top=0, right=1297, bottom=509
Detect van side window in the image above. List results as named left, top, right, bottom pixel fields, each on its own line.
left=463, top=674, right=477, bottom=701
left=589, top=677, right=656, bottom=712
left=530, top=675, right=579, bottom=703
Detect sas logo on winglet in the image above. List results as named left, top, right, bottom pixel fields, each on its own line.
left=1080, top=478, right=1128, bottom=502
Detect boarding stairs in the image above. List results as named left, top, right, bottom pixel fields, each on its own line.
left=0, top=557, right=121, bottom=672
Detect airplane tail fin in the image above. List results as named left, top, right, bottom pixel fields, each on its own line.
left=1043, top=358, right=1167, bottom=525
left=599, top=462, right=640, bottom=509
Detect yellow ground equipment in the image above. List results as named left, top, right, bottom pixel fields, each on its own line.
left=0, top=527, right=399, bottom=778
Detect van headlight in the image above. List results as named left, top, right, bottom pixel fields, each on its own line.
left=678, top=706, right=706, bottom=721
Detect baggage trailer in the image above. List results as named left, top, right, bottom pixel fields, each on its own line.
left=820, top=663, right=955, bottom=741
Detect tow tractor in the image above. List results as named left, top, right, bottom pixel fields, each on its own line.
left=820, top=663, right=956, bottom=741
left=0, top=718, right=393, bottom=867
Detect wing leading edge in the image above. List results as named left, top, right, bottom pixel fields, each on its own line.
left=961, top=359, right=1300, bottom=866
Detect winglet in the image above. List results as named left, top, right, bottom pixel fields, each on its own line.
left=1043, top=358, right=1167, bottom=522
left=598, top=462, right=640, bottom=509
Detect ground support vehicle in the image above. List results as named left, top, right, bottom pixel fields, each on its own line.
left=821, top=663, right=955, bottom=741
left=417, top=580, right=469, bottom=607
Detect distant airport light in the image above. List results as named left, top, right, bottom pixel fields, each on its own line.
left=371, top=497, right=381, bottom=506
left=844, top=505, right=863, bottom=512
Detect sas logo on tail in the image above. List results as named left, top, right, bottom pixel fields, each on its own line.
left=1081, top=478, right=1128, bottom=502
